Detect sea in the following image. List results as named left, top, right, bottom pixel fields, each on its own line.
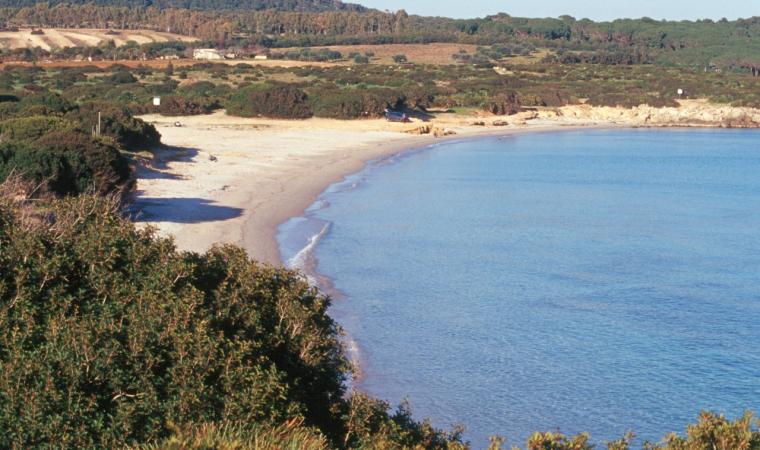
left=277, top=129, right=760, bottom=448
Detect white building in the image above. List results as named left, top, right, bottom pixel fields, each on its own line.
left=193, top=49, right=224, bottom=60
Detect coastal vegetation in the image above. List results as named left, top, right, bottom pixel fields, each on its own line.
left=0, top=59, right=758, bottom=122
left=0, top=182, right=464, bottom=449
left=1, top=181, right=759, bottom=449
left=0, top=80, right=158, bottom=197
left=0, top=54, right=758, bottom=192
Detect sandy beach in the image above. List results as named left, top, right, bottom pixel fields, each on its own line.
left=132, top=110, right=582, bottom=265
left=133, top=101, right=760, bottom=265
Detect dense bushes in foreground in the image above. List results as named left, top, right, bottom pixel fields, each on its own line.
left=0, top=192, right=342, bottom=447
left=0, top=187, right=461, bottom=449
left=0, top=185, right=758, bottom=449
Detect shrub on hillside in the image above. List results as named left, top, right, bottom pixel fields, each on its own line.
left=0, top=102, right=19, bottom=119
left=226, top=84, right=312, bottom=119
left=0, top=116, right=77, bottom=141
left=18, top=91, right=74, bottom=115
left=401, top=82, right=437, bottom=110
left=66, top=103, right=161, bottom=150
left=309, top=87, right=406, bottom=119
left=152, top=95, right=215, bottom=115
left=0, top=193, right=346, bottom=447
left=392, top=54, right=408, bottom=63
left=0, top=189, right=469, bottom=449
left=0, top=130, right=130, bottom=196
left=137, top=421, right=329, bottom=450
left=108, top=70, right=139, bottom=84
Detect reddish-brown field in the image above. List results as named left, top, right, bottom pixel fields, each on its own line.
left=276, top=43, right=480, bottom=65
left=1, top=40, right=480, bottom=68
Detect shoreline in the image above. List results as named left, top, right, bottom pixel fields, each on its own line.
left=131, top=110, right=760, bottom=386
left=246, top=124, right=595, bottom=266
left=273, top=124, right=626, bottom=384
left=133, top=110, right=612, bottom=265
left=133, top=103, right=760, bottom=267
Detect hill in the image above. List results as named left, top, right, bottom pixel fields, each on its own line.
left=0, top=27, right=196, bottom=51
left=0, top=4, right=759, bottom=71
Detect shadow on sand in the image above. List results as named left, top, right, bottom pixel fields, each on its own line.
left=404, top=108, right=436, bottom=122
left=131, top=197, right=243, bottom=224
left=137, top=166, right=183, bottom=180
left=135, top=145, right=200, bottom=180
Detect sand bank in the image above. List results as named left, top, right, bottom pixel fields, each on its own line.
left=133, top=110, right=589, bottom=265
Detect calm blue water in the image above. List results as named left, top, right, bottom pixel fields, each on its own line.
left=277, top=129, right=760, bottom=448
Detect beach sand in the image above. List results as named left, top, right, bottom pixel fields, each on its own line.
left=134, top=99, right=760, bottom=265
left=133, top=110, right=584, bottom=265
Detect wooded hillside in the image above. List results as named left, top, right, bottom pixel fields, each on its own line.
left=0, top=4, right=759, bottom=70
left=0, top=0, right=368, bottom=12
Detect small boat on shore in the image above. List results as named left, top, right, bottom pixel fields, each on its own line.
left=384, top=108, right=411, bottom=123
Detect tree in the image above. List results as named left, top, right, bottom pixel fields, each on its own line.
left=392, top=54, right=408, bottom=63
left=226, top=84, right=312, bottom=118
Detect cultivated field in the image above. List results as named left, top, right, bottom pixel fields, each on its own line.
left=0, top=28, right=196, bottom=51
left=277, top=42, right=481, bottom=65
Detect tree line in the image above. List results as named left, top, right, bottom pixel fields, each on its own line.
left=0, top=0, right=368, bottom=11
left=1, top=4, right=760, bottom=68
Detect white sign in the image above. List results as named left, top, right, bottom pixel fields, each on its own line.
left=677, top=89, right=684, bottom=96
left=153, top=96, right=161, bottom=106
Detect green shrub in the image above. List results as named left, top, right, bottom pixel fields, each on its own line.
left=0, top=116, right=77, bottom=142
left=68, top=104, right=161, bottom=150
left=0, top=196, right=346, bottom=447
left=0, top=102, right=19, bottom=119
left=153, top=95, right=216, bottom=115
left=108, top=70, right=139, bottom=84
left=226, top=84, right=312, bottom=119
left=18, top=91, right=74, bottom=115
left=309, top=87, right=406, bottom=119
left=0, top=130, right=130, bottom=196
left=353, top=55, right=370, bottom=64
